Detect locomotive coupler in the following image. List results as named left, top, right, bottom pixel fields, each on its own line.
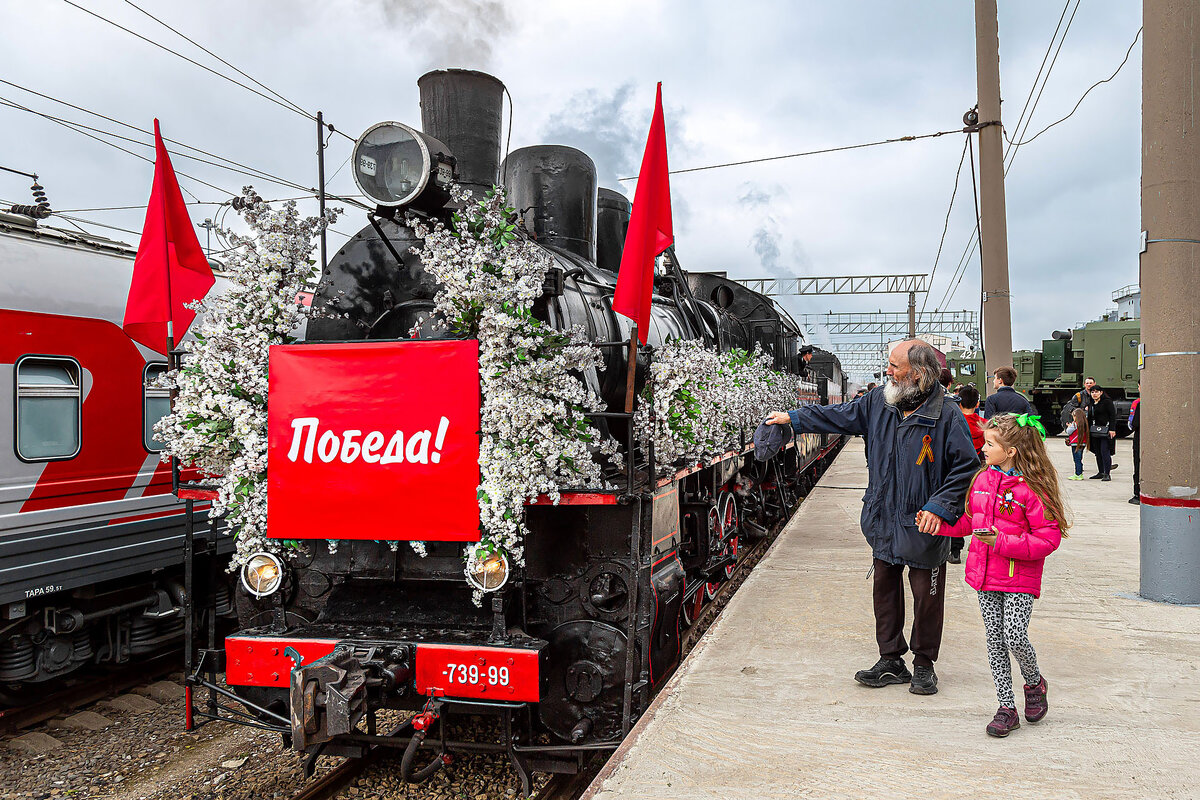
left=289, top=645, right=367, bottom=751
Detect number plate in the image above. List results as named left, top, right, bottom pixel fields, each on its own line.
left=358, top=154, right=377, bottom=177
left=414, top=643, right=540, bottom=702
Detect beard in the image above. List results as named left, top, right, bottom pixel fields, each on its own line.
left=885, top=379, right=933, bottom=412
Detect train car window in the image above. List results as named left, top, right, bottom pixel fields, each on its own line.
left=15, top=356, right=82, bottom=461
left=143, top=363, right=170, bottom=452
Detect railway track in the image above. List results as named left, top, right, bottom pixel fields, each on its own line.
left=0, top=654, right=178, bottom=738
left=282, top=478, right=821, bottom=800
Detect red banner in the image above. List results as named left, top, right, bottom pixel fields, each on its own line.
left=267, top=341, right=481, bottom=541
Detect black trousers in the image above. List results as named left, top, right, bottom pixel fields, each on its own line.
left=1132, top=433, right=1140, bottom=496
left=873, top=558, right=948, bottom=668
left=1093, top=436, right=1112, bottom=476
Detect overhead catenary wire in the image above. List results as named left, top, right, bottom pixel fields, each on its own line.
left=0, top=96, right=213, bottom=202
left=59, top=0, right=317, bottom=123
left=121, top=0, right=311, bottom=120
left=617, top=127, right=965, bottom=182
left=931, top=4, right=1094, bottom=314
left=1002, top=0, right=1076, bottom=171
left=0, top=77, right=315, bottom=193
left=1005, top=25, right=1142, bottom=149
left=921, top=135, right=970, bottom=315
left=0, top=96, right=311, bottom=194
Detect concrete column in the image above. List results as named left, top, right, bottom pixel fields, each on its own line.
left=974, top=0, right=1014, bottom=386
left=1140, top=0, right=1200, bottom=603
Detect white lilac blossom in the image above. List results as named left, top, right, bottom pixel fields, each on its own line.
left=410, top=186, right=617, bottom=604
left=636, top=339, right=801, bottom=469
left=155, top=188, right=338, bottom=566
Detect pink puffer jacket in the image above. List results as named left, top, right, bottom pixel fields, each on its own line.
left=938, top=468, right=1062, bottom=597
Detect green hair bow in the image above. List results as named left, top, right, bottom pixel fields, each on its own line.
left=1013, top=413, right=1047, bottom=440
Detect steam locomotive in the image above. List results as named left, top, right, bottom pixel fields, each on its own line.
left=208, top=70, right=848, bottom=792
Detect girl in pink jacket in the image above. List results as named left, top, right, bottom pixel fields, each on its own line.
left=938, top=413, right=1070, bottom=738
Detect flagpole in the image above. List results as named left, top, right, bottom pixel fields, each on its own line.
left=623, top=325, right=638, bottom=414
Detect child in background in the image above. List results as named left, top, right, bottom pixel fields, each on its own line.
left=1064, top=406, right=1089, bottom=480
left=938, top=413, right=1069, bottom=737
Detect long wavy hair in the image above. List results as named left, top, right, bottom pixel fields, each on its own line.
left=968, top=414, right=1072, bottom=535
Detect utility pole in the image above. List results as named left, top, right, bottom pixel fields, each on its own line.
left=974, top=0, right=1014, bottom=389
left=196, top=218, right=215, bottom=257
left=316, top=111, right=328, bottom=274
left=1140, top=0, right=1200, bottom=603
left=907, top=291, right=917, bottom=339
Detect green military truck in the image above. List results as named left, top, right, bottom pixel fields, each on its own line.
left=945, top=318, right=1139, bottom=436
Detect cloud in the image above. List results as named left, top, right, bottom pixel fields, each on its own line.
left=361, top=0, right=511, bottom=68
left=540, top=83, right=643, bottom=190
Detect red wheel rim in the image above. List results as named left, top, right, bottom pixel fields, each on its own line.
left=723, top=535, right=740, bottom=580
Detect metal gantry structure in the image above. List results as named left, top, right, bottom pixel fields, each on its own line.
left=801, top=311, right=980, bottom=340
left=730, top=274, right=979, bottom=381
left=735, top=273, right=928, bottom=297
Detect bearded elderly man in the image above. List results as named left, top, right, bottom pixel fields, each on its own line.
left=765, top=339, right=978, bottom=694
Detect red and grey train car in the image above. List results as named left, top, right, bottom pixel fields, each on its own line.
left=204, top=70, right=847, bottom=792
left=0, top=208, right=229, bottom=699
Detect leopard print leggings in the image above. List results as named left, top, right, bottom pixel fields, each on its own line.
left=977, top=590, right=1041, bottom=708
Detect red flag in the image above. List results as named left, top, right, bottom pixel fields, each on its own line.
left=123, top=119, right=215, bottom=355
left=613, top=83, right=673, bottom=344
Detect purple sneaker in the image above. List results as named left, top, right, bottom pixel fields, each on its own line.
left=986, top=706, right=1021, bottom=738
left=1024, top=676, right=1048, bottom=722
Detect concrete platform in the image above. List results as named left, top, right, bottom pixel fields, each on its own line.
left=585, top=437, right=1199, bottom=800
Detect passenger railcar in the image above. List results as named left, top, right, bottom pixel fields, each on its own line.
left=0, top=210, right=230, bottom=699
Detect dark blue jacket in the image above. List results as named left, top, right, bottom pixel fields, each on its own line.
left=983, top=385, right=1034, bottom=418
left=788, top=387, right=979, bottom=568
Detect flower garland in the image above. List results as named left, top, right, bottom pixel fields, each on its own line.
left=410, top=186, right=617, bottom=603
left=636, top=339, right=801, bottom=471
left=155, top=189, right=337, bottom=565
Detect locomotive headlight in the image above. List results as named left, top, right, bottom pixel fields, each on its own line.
left=467, top=549, right=510, bottom=593
left=352, top=121, right=455, bottom=211
left=241, top=552, right=284, bottom=598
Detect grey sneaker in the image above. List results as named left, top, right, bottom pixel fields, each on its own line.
left=854, top=657, right=911, bottom=688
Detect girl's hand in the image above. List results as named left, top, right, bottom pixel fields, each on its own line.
left=973, top=527, right=998, bottom=546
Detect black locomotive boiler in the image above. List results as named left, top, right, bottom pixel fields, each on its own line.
left=205, top=70, right=848, bottom=792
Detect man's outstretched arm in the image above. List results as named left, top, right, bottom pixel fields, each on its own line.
left=764, top=395, right=870, bottom=437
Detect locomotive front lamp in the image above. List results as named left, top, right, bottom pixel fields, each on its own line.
left=351, top=121, right=456, bottom=212
left=241, top=552, right=284, bottom=598
left=467, top=549, right=510, bottom=593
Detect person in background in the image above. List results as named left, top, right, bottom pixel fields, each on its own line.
left=948, top=383, right=985, bottom=565
left=958, top=385, right=986, bottom=457
left=798, top=344, right=815, bottom=378
left=1059, top=376, right=1095, bottom=429
left=764, top=340, right=979, bottom=695
left=983, top=366, right=1034, bottom=418
left=1064, top=405, right=1089, bottom=480
left=1086, top=385, right=1117, bottom=481
left=940, top=369, right=960, bottom=404
left=1129, top=384, right=1141, bottom=504
left=867, top=382, right=878, bottom=393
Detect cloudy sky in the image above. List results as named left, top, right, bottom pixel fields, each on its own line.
left=0, top=1, right=1142, bottom=377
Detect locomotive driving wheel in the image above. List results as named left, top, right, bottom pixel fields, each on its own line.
left=704, top=504, right=722, bottom=599
left=718, top=491, right=740, bottom=580
left=681, top=584, right=705, bottom=627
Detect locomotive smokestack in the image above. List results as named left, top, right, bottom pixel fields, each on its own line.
left=417, top=69, right=506, bottom=197
left=596, top=188, right=631, bottom=273
left=502, top=145, right=598, bottom=262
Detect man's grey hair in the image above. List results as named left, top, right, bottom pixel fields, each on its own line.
left=902, top=340, right=941, bottom=391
